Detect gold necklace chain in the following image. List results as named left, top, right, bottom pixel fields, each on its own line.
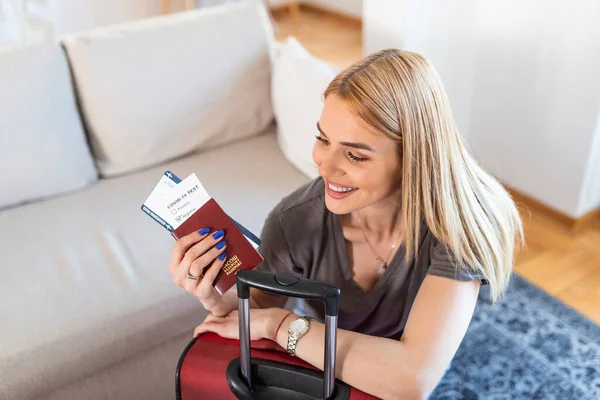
left=357, top=211, right=402, bottom=274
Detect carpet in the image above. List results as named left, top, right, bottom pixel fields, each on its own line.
left=430, top=275, right=600, bottom=400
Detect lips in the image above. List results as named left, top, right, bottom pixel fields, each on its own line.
left=325, top=179, right=358, bottom=200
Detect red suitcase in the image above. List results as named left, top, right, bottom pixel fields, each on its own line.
left=176, top=271, right=380, bottom=399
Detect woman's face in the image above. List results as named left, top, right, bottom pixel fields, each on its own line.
left=313, top=94, right=402, bottom=215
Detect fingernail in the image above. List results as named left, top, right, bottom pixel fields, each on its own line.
left=219, top=252, right=227, bottom=261
left=212, top=230, right=224, bottom=240
left=216, top=241, right=226, bottom=250
left=199, top=227, right=210, bottom=236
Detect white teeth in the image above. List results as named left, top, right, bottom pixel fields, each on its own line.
left=328, top=183, right=356, bottom=193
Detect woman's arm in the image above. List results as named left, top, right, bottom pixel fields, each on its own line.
left=209, top=287, right=287, bottom=317
left=271, top=275, right=480, bottom=399
left=196, top=276, right=480, bottom=398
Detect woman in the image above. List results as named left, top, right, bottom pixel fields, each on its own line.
left=169, top=49, right=523, bottom=399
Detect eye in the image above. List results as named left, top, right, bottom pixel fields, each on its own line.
left=347, top=151, right=368, bottom=163
left=315, top=135, right=329, bottom=146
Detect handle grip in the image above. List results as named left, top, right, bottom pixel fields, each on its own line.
left=236, top=270, right=341, bottom=399
left=236, top=270, right=341, bottom=316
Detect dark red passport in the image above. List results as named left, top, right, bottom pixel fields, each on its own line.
left=171, top=198, right=263, bottom=295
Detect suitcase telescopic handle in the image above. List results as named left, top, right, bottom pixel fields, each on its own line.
left=236, top=270, right=341, bottom=400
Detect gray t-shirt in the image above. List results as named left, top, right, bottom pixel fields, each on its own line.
left=256, top=178, right=485, bottom=340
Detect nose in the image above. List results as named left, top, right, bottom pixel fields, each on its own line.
left=316, top=149, right=344, bottom=178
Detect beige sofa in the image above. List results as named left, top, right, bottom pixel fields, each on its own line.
left=0, top=2, right=310, bottom=399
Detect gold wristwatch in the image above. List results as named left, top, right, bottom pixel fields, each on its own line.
left=286, top=316, right=311, bottom=357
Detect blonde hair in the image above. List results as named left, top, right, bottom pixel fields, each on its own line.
left=324, top=49, right=523, bottom=301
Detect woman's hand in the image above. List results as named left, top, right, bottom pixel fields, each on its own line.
left=169, top=228, right=228, bottom=313
left=194, top=308, right=292, bottom=341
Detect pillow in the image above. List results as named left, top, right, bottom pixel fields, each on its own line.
left=272, top=37, right=339, bottom=179
left=61, top=1, right=276, bottom=177
left=0, top=43, right=98, bottom=210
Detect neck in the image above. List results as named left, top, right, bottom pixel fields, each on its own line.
left=354, top=190, right=402, bottom=236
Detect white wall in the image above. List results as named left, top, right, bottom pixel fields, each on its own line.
left=468, top=1, right=600, bottom=217
left=578, top=113, right=600, bottom=215
left=0, top=1, right=24, bottom=46
left=364, top=0, right=600, bottom=217
left=364, top=0, right=479, bottom=143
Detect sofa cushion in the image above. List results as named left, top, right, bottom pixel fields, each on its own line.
left=44, top=333, right=193, bottom=400
left=0, top=128, right=309, bottom=399
left=61, top=1, right=276, bottom=178
left=272, top=37, right=339, bottom=179
left=0, top=42, right=98, bottom=210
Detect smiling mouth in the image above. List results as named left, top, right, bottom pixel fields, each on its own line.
left=327, top=181, right=357, bottom=193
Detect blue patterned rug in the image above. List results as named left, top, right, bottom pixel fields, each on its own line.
left=430, top=275, right=600, bottom=400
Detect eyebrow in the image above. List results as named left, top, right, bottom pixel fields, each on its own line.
left=316, top=122, right=376, bottom=152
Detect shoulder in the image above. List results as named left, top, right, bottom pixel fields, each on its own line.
left=419, top=227, right=461, bottom=268
left=261, top=177, right=328, bottom=253
left=258, top=178, right=328, bottom=273
left=269, top=177, right=327, bottom=222
left=422, top=227, right=488, bottom=283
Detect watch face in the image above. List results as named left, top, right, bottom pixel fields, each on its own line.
left=290, top=318, right=309, bottom=334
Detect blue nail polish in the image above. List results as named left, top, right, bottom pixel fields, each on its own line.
left=216, top=241, right=226, bottom=250
left=199, top=227, right=210, bottom=236
left=219, top=252, right=227, bottom=261
left=212, top=230, right=224, bottom=240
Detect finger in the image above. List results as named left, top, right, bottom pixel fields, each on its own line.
left=183, top=242, right=227, bottom=294
left=203, top=313, right=224, bottom=323
left=188, top=240, right=224, bottom=278
left=182, top=269, right=201, bottom=293
left=187, top=256, right=207, bottom=281
left=194, top=321, right=232, bottom=339
left=174, top=232, right=222, bottom=286
left=169, top=228, right=211, bottom=275
left=194, top=322, right=216, bottom=337
left=184, top=237, right=227, bottom=278
left=195, top=319, right=249, bottom=340
left=180, top=230, right=226, bottom=270
left=194, top=324, right=205, bottom=338
left=195, top=251, right=227, bottom=299
left=169, top=228, right=210, bottom=287
left=173, top=253, right=194, bottom=287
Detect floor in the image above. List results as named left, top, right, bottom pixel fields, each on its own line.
left=270, top=6, right=362, bottom=69
left=271, top=6, right=600, bottom=324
